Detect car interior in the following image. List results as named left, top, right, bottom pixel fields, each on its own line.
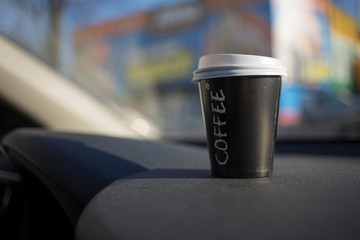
left=1, top=0, right=360, bottom=240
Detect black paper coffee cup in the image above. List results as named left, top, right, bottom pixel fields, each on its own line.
left=193, top=54, right=287, bottom=178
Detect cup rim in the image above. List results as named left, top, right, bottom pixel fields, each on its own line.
left=192, top=54, right=287, bottom=82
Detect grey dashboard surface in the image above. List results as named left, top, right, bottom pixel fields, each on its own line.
left=77, top=153, right=360, bottom=240
left=3, top=129, right=360, bottom=240
left=3, top=129, right=209, bottom=205
left=2, top=129, right=210, bottom=225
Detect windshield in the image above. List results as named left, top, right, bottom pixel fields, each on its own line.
left=1, top=0, right=360, bottom=142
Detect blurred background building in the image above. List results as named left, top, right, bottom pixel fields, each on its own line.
left=1, top=0, right=360, bottom=141
left=73, top=0, right=273, bottom=140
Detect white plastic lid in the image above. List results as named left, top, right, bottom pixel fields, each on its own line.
left=192, top=54, right=287, bottom=82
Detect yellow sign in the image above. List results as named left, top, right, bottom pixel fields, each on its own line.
left=127, top=50, right=193, bottom=89
left=329, top=2, right=359, bottom=45
left=302, top=60, right=330, bottom=84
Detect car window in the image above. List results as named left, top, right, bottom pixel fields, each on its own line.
left=0, top=0, right=359, bottom=142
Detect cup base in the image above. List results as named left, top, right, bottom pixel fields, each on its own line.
left=212, top=171, right=271, bottom=179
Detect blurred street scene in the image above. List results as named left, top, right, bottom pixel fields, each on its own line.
left=1, top=0, right=360, bottom=141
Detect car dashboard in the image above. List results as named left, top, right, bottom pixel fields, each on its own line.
left=1, top=129, right=360, bottom=240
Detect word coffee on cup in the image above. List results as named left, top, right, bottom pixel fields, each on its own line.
left=192, top=54, right=287, bottom=178
left=210, top=88, right=228, bottom=165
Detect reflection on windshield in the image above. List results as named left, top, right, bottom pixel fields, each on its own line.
left=1, top=0, right=360, bottom=141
